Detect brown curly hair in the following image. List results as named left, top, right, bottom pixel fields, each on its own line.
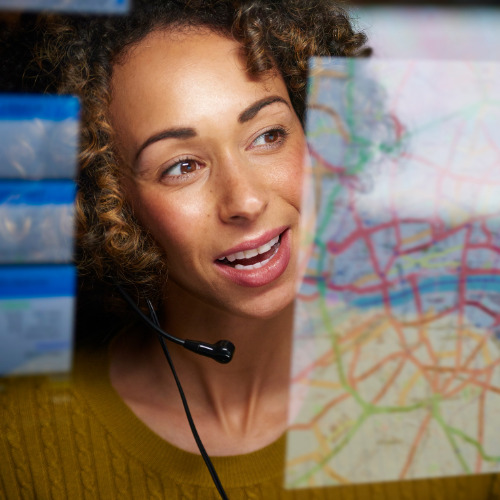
left=2, top=0, right=369, bottom=341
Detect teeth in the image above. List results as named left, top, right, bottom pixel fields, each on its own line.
left=219, top=235, right=279, bottom=263
left=235, top=254, right=274, bottom=270
left=244, top=248, right=258, bottom=259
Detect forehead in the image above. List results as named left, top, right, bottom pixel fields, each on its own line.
left=108, top=28, right=291, bottom=161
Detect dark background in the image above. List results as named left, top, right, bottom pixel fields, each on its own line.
left=355, top=0, right=498, bottom=4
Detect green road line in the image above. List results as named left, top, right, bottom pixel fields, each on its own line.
left=290, top=412, right=369, bottom=487
left=400, top=244, right=462, bottom=269
left=331, top=334, right=368, bottom=409
left=370, top=401, right=427, bottom=414
left=314, top=241, right=326, bottom=288
left=317, top=184, right=342, bottom=239
left=308, top=123, right=342, bottom=139
left=448, top=425, right=500, bottom=463
left=431, top=397, right=471, bottom=474
left=398, top=102, right=484, bottom=146
left=317, top=279, right=335, bottom=337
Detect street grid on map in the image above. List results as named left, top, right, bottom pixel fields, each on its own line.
left=286, top=59, right=500, bottom=488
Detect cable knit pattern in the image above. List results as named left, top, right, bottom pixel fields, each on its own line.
left=2, top=379, right=35, bottom=499
left=145, top=470, right=164, bottom=500
left=0, top=347, right=499, bottom=500
left=34, top=380, right=67, bottom=499
left=70, top=398, right=98, bottom=499
left=105, top=432, right=131, bottom=500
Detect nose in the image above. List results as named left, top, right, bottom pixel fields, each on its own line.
left=215, top=153, right=268, bottom=224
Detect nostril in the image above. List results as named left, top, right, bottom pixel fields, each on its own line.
left=218, top=191, right=268, bottom=223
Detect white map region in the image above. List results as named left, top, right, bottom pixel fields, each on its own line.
left=286, top=59, right=500, bottom=488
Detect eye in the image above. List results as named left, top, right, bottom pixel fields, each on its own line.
left=251, top=127, right=289, bottom=149
left=162, top=158, right=204, bottom=178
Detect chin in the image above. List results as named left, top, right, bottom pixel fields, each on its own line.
left=228, top=291, right=296, bottom=321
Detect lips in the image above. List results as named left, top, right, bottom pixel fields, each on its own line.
left=214, top=228, right=291, bottom=287
left=217, top=235, right=280, bottom=269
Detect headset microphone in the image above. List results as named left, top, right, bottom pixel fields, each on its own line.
left=116, top=284, right=235, bottom=364
left=183, top=339, right=235, bottom=364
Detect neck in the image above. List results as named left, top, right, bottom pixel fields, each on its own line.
left=110, top=287, right=294, bottom=455
left=162, top=291, right=294, bottom=410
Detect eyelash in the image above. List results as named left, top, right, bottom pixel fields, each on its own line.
left=160, top=157, right=204, bottom=180
left=250, top=127, right=290, bottom=150
left=159, top=126, right=290, bottom=181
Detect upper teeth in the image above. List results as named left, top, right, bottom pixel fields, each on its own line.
left=219, top=235, right=279, bottom=262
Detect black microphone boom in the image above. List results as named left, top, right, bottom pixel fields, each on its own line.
left=183, top=339, right=234, bottom=364
left=115, top=284, right=235, bottom=364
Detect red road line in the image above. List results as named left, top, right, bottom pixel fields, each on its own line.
left=475, top=367, right=495, bottom=473
left=347, top=343, right=362, bottom=390
left=399, top=411, right=432, bottom=480
left=371, top=359, right=406, bottom=405
left=289, top=392, right=352, bottom=431
left=291, top=349, right=335, bottom=384
left=407, top=273, right=439, bottom=366
left=464, top=301, right=499, bottom=319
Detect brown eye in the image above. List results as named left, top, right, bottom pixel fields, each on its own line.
left=264, top=131, right=279, bottom=143
left=179, top=160, right=198, bottom=174
left=163, top=158, right=203, bottom=178
left=251, top=128, right=289, bottom=149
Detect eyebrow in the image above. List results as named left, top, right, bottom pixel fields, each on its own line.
left=134, top=95, right=290, bottom=162
left=238, top=95, right=290, bottom=124
left=135, top=127, right=196, bottom=162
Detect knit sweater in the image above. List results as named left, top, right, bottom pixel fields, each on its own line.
left=1, top=346, right=499, bottom=499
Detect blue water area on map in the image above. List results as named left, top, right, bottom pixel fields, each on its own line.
left=350, top=275, right=500, bottom=309
left=494, top=327, right=500, bottom=341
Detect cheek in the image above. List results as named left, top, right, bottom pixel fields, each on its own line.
left=275, top=139, right=307, bottom=211
left=126, top=185, right=209, bottom=259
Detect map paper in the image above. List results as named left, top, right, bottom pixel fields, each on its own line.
left=355, top=7, right=500, bottom=61
left=286, top=59, right=500, bottom=488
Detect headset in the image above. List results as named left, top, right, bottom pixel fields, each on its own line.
left=116, top=284, right=233, bottom=500
left=116, top=283, right=235, bottom=363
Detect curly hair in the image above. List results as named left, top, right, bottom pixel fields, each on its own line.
left=1, top=0, right=369, bottom=341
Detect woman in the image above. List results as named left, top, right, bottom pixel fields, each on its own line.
left=1, top=1, right=498, bottom=498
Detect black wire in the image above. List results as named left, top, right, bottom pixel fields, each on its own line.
left=116, top=284, right=184, bottom=346
left=146, top=300, right=229, bottom=500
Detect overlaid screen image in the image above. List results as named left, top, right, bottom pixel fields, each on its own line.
left=286, top=57, right=500, bottom=488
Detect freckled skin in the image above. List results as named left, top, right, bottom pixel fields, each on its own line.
left=109, top=29, right=307, bottom=455
left=110, top=29, right=306, bottom=321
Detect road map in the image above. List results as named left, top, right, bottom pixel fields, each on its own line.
left=286, top=59, right=500, bottom=488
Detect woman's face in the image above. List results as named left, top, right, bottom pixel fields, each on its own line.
left=109, top=29, right=307, bottom=320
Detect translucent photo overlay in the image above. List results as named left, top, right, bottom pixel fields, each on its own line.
left=286, top=59, right=500, bottom=488
left=0, top=0, right=128, bottom=14
left=0, top=94, right=80, bottom=179
left=355, top=7, right=500, bottom=61
left=0, top=181, right=76, bottom=264
left=0, top=265, right=76, bottom=376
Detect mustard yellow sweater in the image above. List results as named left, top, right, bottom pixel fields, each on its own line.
left=1, top=347, right=499, bottom=499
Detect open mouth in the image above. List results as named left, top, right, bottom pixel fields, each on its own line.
left=217, top=234, right=281, bottom=270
